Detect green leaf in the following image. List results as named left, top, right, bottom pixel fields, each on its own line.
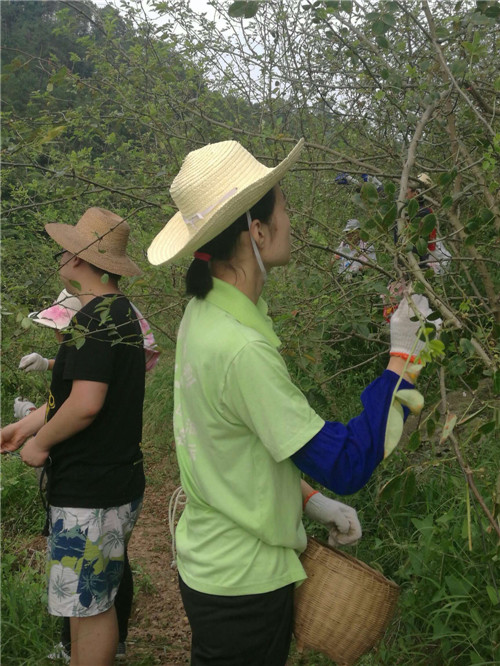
left=402, top=470, right=417, bottom=504
left=446, top=574, right=472, bottom=596
left=378, top=474, right=402, bottom=501
left=438, top=171, right=453, bottom=186
left=479, top=420, right=496, bottom=435
left=382, top=204, right=397, bottom=227
left=372, top=19, right=389, bottom=35
left=440, top=414, right=457, bottom=444
left=228, top=1, right=260, bottom=19
left=408, top=198, right=419, bottom=219
left=459, top=338, right=475, bottom=356
left=485, top=4, right=500, bottom=18
left=413, top=281, right=426, bottom=294
left=408, top=431, right=421, bottom=451
left=441, top=195, right=453, bottom=209
left=428, top=339, right=445, bottom=356
left=69, top=280, right=81, bottom=291
left=449, top=356, right=467, bottom=375
left=466, top=216, right=480, bottom=233
left=100, top=273, right=110, bottom=284
left=486, top=585, right=500, bottom=605
left=381, top=12, right=396, bottom=26
left=479, top=207, right=494, bottom=224
left=39, top=125, right=66, bottom=145
left=75, top=335, right=86, bottom=350
left=412, top=515, right=434, bottom=538
left=464, top=233, right=477, bottom=246
left=420, top=213, right=436, bottom=236
left=427, top=418, right=436, bottom=437
left=384, top=181, right=396, bottom=196
left=360, top=182, right=379, bottom=203
left=21, top=317, right=32, bottom=329
left=376, top=35, right=390, bottom=48
left=494, top=370, right=500, bottom=395
left=416, top=237, right=428, bottom=257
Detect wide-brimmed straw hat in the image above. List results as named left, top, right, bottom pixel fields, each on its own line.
left=343, top=218, right=361, bottom=233
left=29, top=289, right=82, bottom=330
left=417, top=172, right=432, bottom=188
left=45, top=207, right=141, bottom=276
left=147, top=139, right=305, bottom=266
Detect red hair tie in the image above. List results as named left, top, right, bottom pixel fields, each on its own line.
left=194, top=251, right=211, bottom=262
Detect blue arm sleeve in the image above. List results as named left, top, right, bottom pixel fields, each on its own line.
left=291, top=370, right=413, bottom=495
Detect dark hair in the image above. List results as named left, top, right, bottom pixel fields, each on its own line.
left=87, top=261, right=121, bottom=284
left=186, top=186, right=276, bottom=299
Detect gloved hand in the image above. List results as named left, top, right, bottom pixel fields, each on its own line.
left=18, top=353, right=49, bottom=372
left=390, top=295, right=442, bottom=361
left=13, top=397, right=37, bottom=420
left=304, top=492, right=362, bottom=547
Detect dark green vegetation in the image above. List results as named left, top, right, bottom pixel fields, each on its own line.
left=1, top=1, right=499, bottom=664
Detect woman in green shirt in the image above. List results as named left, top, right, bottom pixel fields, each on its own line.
left=148, top=139, right=431, bottom=665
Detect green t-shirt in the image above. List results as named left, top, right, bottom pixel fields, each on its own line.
left=174, top=278, right=325, bottom=596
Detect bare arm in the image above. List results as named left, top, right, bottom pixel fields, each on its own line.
left=0, top=405, right=47, bottom=453
left=387, top=356, right=415, bottom=383
left=20, top=380, right=108, bottom=467
left=300, top=479, right=316, bottom=505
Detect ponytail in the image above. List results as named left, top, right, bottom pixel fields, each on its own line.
left=186, top=257, right=213, bottom=299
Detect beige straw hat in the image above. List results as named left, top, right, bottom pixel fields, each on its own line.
left=147, top=138, right=305, bottom=266
left=416, top=173, right=432, bottom=188
left=45, top=207, right=141, bottom=276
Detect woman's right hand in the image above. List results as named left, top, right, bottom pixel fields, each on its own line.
left=0, top=422, right=28, bottom=453
left=390, top=295, right=441, bottom=361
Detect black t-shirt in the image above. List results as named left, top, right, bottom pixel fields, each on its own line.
left=46, top=294, right=146, bottom=508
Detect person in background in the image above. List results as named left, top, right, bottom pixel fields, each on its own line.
left=147, top=139, right=435, bottom=665
left=401, top=172, right=437, bottom=269
left=13, top=285, right=159, bottom=663
left=334, top=218, right=377, bottom=279
left=1, top=207, right=146, bottom=666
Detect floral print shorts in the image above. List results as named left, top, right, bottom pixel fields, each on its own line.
left=47, top=497, right=142, bottom=617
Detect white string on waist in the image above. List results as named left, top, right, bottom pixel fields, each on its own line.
left=168, top=486, right=187, bottom=569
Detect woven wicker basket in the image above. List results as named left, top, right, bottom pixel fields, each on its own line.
left=294, top=537, right=400, bottom=666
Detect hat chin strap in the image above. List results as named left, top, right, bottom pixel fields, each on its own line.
left=246, top=211, right=267, bottom=283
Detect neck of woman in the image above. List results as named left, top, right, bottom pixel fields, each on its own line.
left=212, top=256, right=266, bottom=305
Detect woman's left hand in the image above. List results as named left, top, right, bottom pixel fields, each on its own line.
left=304, top=492, right=362, bottom=546
left=20, top=437, right=49, bottom=468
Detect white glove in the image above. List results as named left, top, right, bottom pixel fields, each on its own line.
left=390, top=295, right=442, bottom=360
left=18, top=353, right=49, bottom=372
left=304, top=492, right=362, bottom=547
left=13, top=397, right=37, bottom=420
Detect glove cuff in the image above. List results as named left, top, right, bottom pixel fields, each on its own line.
left=303, top=489, right=319, bottom=510
left=390, top=351, right=421, bottom=364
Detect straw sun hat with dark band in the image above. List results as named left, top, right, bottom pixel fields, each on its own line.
left=45, top=207, right=141, bottom=277
left=147, top=138, right=305, bottom=266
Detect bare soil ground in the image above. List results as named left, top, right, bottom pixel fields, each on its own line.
left=126, top=461, right=191, bottom=665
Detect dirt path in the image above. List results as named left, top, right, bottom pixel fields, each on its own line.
left=126, top=465, right=191, bottom=665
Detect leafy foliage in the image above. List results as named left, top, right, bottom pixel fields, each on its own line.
left=1, top=1, right=499, bottom=664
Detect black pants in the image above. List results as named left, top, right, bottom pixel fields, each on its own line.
left=61, top=548, right=133, bottom=650
left=178, top=575, right=294, bottom=666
